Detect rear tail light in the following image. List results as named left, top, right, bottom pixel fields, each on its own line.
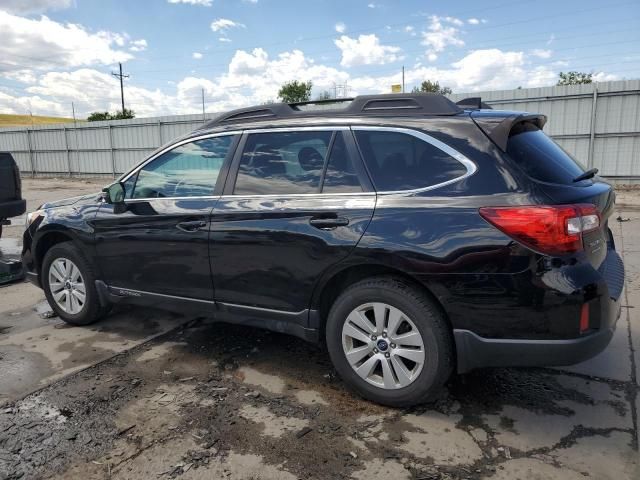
left=479, top=204, right=600, bottom=256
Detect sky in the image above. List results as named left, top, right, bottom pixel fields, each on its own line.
left=0, top=0, right=638, bottom=119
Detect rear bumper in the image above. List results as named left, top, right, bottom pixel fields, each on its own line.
left=454, top=322, right=617, bottom=373
left=0, top=198, right=26, bottom=219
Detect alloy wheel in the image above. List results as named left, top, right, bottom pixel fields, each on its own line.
left=48, top=257, right=86, bottom=315
left=341, top=302, right=425, bottom=389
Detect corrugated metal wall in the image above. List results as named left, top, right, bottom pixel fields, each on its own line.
left=1, top=79, right=639, bottom=178
left=0, top=113, right=214, bottom=177
left=449, top=80, right=640, bottom=178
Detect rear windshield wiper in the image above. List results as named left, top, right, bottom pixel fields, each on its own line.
left=573, top=168, right=598, bottom=183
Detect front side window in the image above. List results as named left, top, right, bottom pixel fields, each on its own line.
left=131, top=136, right=233, bottom=199
left=354, top=130, right=467, bottom=191
left=234, top=131, right=332, bottom=195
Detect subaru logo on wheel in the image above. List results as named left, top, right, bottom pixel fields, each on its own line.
left=376, top=339, right=389, bottom=352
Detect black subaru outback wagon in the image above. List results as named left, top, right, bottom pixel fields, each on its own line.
left=22, top=94, right=624, bottom=406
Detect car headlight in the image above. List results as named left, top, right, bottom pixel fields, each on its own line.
left=26, top=209, right=44, bottom=227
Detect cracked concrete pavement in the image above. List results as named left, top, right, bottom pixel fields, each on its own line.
left=0, top=178, right=638, bottom=479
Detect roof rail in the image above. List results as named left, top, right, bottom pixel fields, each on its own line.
left=202, top=93, right=462, bottom=129
left=456, top=97, right=493, bottom=110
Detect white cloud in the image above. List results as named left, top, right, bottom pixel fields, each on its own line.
left=367, top=3, right=376, bottom=8
left=467, top=18, right=480, bottom=25
left=335, top=22, right=346, bottom=33
left=0, top=68, right=178, bottom=117
left=211, top=18, right=245, bottom=32
left=0, top=0, right=71, bottom=14
left=167, top=0, right=213, bottom=6
left=229, top=48, right=269, bottom=75
left=0, top=11, right=135, bottom=74
left=421, top=15, right=465, bottom=61
left=129, top=39, right=147, bottom=52
left=218, top=37, right=232, bottom=43
left=192, top=52, right=203, bottom=59
left=0, top=46, right=606, bottom=118
left=531, top=48, right=552, bottom=59
left=546, top=34, right=556, bottom=46
left=405, top=25, right=416, bottom=36
left=334, top=34, right=402, bottom=67
left=443, top=16, right=464, bottom=26
left=593, top=71, right=618, bottom=82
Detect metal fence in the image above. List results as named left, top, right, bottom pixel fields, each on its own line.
left=449, top=80, right=640, bottom=180
left=1, top=79, right=639, bottom=178
left=0, top=113, right=216, bottom=177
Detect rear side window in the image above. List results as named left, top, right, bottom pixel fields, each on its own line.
left=506, top=123, right=586, bottom=184
left=354, top=130, right=467, bottom=191
left=234, top=131, right=331, bottom=195
left=322, top=134, right=362, bottom=193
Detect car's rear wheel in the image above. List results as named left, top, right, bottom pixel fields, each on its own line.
left=42, top=242, right=109, bottom=325
left=326, top=276, right=453, bottom=406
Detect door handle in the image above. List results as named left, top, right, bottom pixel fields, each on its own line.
left=176, top=220, right=207, bottom=232
left=309, top=217, right=350, bottom=229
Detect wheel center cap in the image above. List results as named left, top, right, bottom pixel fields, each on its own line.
left=376, top=339, right=389, bottom=352
left=64, top=281, right=71, bottom=290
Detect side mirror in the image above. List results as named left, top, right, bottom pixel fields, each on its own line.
left=102, top=182, right=127, bottom=213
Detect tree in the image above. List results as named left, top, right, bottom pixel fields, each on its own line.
left=278, top=80, right=313, bottom=103
left=87, top=111, right=111, bottom=121
left=113, top=108, right=135, bottom=120
left=87, top=109, right=136, bottom=122
left=557, top=71, right=593, bottom=86
left=412, top=80, right=452, bottom=95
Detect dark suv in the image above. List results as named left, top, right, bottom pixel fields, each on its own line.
left=0, top=152, right=26, bottom=239
left=22, top=94, right=624, bottom=406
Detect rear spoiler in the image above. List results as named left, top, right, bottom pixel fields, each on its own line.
left=455, top=97, right=492, bottom=110
left=471, top=112, right=547, bottom=152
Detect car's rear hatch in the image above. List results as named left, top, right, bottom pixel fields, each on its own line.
left=472, top=111, right=616, bottom=272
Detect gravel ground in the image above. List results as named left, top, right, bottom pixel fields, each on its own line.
left=0, top=178, right=638, bottom=480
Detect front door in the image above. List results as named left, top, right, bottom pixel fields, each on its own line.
left=93, top=134, right=238, bottom=301
left=209, top=127, right=376, bottom=316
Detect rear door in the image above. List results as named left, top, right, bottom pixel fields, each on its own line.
left=209, top=127, right=375, bottom=317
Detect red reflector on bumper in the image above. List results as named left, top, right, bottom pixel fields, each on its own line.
left=580, top=303, right=590, bottom=333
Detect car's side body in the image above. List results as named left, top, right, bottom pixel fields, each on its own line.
left=22, top=95, right=623, bottom=376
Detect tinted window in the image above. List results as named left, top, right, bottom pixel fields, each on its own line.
left=234, top=131, right=331, bottom=195
left=322, top=133, right=362, bottom=193
left=354, top=130, right=467, bottom=191
left=132, top=136, right=232, bottom=198
left=507, top=123, right=586, bottom=184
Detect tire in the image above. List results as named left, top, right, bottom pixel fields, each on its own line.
left=325, top=276, right=453, bottom=407
left=42, top=241, right=110, bottom=325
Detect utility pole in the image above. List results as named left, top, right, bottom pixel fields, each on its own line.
left=201, top=88, right=206, bottom=122
left=402, top=66, right=405, bottom=93
left=111, top=62, right=129, bottom=114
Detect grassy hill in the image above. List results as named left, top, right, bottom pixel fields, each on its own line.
left=0, top=114, right=76, bottom=128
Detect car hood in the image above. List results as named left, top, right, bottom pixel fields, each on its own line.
left=41, top=192, right=102, bottom=209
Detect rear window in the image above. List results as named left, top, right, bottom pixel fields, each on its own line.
left=354, top=130, right=467, bottom=191
left=506, top=123, right=586, bottom=184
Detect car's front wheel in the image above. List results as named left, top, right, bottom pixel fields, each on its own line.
left=42, top=242, right=109, bottom=325
left=326, top=276, right=453, bottom=406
